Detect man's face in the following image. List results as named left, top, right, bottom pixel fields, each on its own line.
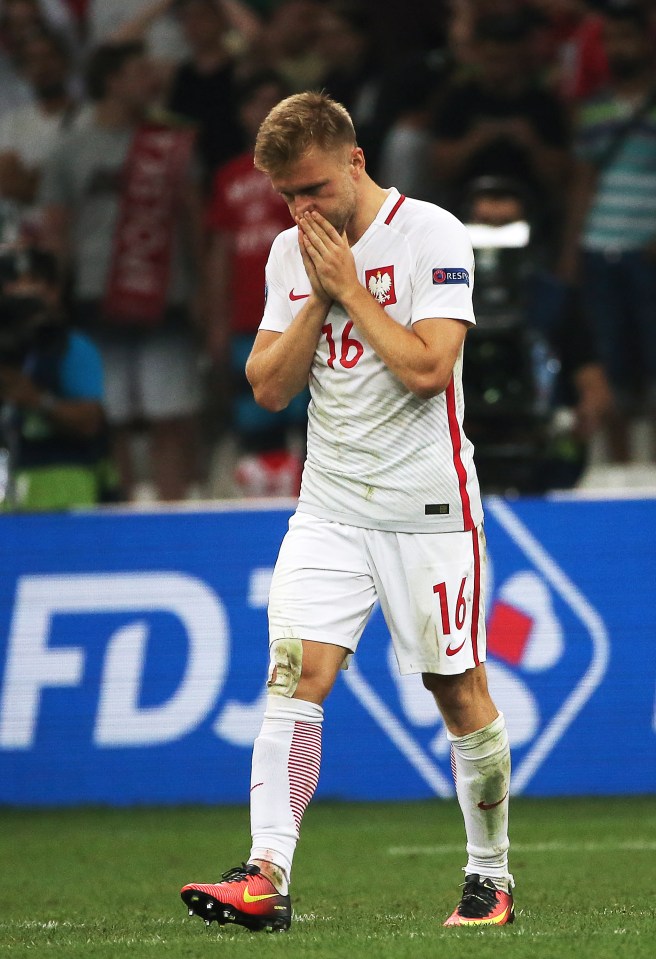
left=240, top=83, right=285, bottom=143
left=176, top=0, right=226, bottom=50
left=109, top=54, right=158, bottom=111
left=477, top=38, right=526, bottom=88
left=20, top=37, right=68, bottom=98
left=3, top=0, right=40, bottom=37
left=270, top=145, right=361, bottom=234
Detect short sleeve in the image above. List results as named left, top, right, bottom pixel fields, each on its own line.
left=59, top=332, right=104, bottom=400
left=410, top=212, right=476, bottom=326
left=259, top=234, right=294, bottom=333
left=0, top=112, right=14, bottom=152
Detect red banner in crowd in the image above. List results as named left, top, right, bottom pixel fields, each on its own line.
left=103, top=123, right=195, bottom=327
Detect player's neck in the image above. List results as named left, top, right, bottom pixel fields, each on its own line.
left=345, top=178, right=391, bottom=246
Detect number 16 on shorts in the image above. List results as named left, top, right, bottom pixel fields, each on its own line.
left=388, top=525, right=485, bottom=675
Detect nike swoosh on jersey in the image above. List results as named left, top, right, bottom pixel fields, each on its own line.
left=445, top=637, right=467, bottom=656
left=243, top=889, right=279, bottom=903
left=289, top=289, right=310, bottom=300
left=477, top=791, right=509, bottom=810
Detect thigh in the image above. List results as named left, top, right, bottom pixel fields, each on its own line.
left=94, top=333, right=135, bottom=425
left=581, top=252, right=630, bottom=388
left=625, top=252, right=656, bottom=379
left=367, top=524, right=487, bottom=676
left=140, top=329, right=201, bottom=420
left=268, top=512, right=377, bottom=652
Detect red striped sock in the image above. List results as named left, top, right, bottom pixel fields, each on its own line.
left=250, top=696, right=323, bottom=893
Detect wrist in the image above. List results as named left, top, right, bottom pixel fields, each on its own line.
left=338, top=281, right=368, bottom=314
left=307, top=291, right=332, bottom=317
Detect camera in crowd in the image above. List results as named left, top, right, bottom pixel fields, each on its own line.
left=0, top=247, right=64, bottom=367
left=461, top=177, right=562, bottom=493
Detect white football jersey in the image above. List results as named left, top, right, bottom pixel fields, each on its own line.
left=260, top=188, right=483, bottom=533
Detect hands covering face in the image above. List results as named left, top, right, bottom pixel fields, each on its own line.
left=296, top=211, right=358, bottom=305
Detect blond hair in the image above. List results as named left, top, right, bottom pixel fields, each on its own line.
left=254, top=92, right=356, bottom=175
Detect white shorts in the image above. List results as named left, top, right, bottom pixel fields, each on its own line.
left=268, top=511, right=487, bottom=675
left=96, top=328, right=202, bottom=424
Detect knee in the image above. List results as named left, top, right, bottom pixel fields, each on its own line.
left=266, top=638, right=341, bottom=705
left=422, top=671, right=470, bottom=711
left=267, top=638, right=303, bottom=698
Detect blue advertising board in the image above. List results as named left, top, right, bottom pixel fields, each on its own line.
left=0, top=496, right=655, bottom=805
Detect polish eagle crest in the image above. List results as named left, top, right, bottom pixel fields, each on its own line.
left=368, top=269, right=393, bottom=303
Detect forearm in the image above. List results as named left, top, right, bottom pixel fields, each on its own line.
left=219, top=0, right=264, bottom=45
left=108, top=0, right=173, bottom=41
left=24, top=391, right=105, bottom=438
left=246, top=295, right=330, bottom=411
left=340, top=285, right=456, bottom=398
left=560, top=160, right=597, bottom=261
left=433, top=137, right=476, bottom=184
left=297, top=209, right=465, bottom=398
left=433, top=129, right=497, bottom=183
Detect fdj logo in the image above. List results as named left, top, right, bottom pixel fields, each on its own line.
left=341, top=498, right=609, bottom=796
left=0, top=572, right=260, bottom=750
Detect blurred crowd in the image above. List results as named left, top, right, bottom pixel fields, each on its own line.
left=0, top=0, right=654, bottom=509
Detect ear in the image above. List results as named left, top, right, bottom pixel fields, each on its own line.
left=349, top=146, right=365, bottom=178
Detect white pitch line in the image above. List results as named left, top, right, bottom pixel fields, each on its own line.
left=389, top=839, right=656, bottom=856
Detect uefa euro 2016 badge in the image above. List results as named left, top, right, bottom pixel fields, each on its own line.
left=365, top=266, right=397, bottom=305
left=432, top=267, right=470, bottom=286
left=340, top=496, right=609, bottom=798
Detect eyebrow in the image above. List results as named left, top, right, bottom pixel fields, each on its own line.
left=277, top=179, right=330, bottom=197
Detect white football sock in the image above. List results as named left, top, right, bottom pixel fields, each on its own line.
left=448, top=712, right=512, bottom=890
left=248, top=695, right=323, bottom=894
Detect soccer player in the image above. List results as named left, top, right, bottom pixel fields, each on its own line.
left=181, top=92, right=514, bottom=931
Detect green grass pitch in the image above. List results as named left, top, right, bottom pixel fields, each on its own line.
left=1, top=796, right=654, bottom=958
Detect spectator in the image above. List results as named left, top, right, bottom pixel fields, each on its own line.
left=257, top=0, right=324, bottom=93
left=463, top=177, right=613, bottom=491
left=87, top=0, right=188, bottom=72
left=377, top=48, right=452, bottom=201
left=445, top=0, right=538, bottom=70
left=0, top=0, right=76, bottom=124
left=39, top=41, right=205, bottom=501
left=92, top=1, right=265, bottom=95
left=167, top=0, right=243, bottom=181
left=530, top=0, right=609, bottom=103
left=205, top=69, right=304, bottom=496
left=433, top=11, right=571, bottom=245
left=0, top=245, right=114, bottom=511
left=1, top=0, right=81, bottom=60
left=0, top=45, right=32, bottom=125
left=0, top=28, right=90, bottom=244
left=559, top=1, right=656, bottom=462
left=316, top=1, right=382, bottom=160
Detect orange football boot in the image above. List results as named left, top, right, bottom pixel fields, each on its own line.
left=181, top=863, right=291, bottom=932
left=443, top=874, right=515, bottom=926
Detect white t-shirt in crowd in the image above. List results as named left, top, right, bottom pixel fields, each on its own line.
left=0, top=101, right=91, bottom=169
left=87, top=0, right=188, bottom=62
